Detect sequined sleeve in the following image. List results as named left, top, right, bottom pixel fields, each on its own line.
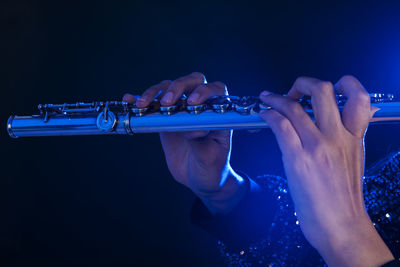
left=192, top=152, right=400, bottom=266
left=217, top=150, right=400, bottom=266
left=363, top=151, right=400, bottom=259
left=217, top=174, right=325, bottom=267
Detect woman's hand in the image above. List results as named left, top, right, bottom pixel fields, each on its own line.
left=258, top=76, right=394, bottom=266
left=123, top=72, right=247, bottom=214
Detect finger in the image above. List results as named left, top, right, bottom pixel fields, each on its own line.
left=160, top=131, right=213, bottom=151
left=136, top=80, right=171, bottom=108
left=287, top=77, right=342, bottom=135
left=259, top=109, right=302, bottom=154
left=184, top=81, right=228, bottom=144
left=334, top=75, right=371, bottom=138
left=161, top=72, right=206, bottom=106
left=187, top=81, right=227, bottom=105
left=122, top=93, right=138, bottom=103
left=181, top=131, right=210, bottom=140
left=259, top=91, right=322, bottom=147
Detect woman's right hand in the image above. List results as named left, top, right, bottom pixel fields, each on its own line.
left=123, top=72, right=247, bottom=214
left=258, top=76, right=394, bottom=266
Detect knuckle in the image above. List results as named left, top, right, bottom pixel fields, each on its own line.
left=316, top=81, right=334, bottom=96
left=308, top=138, right=328, bottom=156
left=339, top=75, right=364, bottom=90
left=196, top=84, right=211, bottom=93
left=142, top=87, right=155, bottom=96
left=190, top=72, right=206, bottom=82
left=339, top=75, right=370, bottom=102
left=210, top=81, right=227, bottom=94
left=287, top=101, right=303, bottom=114
left=141, top=91, right=151, bottom=97
left=142, top=90, right=156, bottom=98
left=340, top=75, right=358, bottom=84
left=318, top=81, right=334, bottom=91
left=294, top=76, right=308, bottom=85
left=212, top=81, right=226, bottom=89
left=276, top=118, right=292, bottom=132
left=170, top=79, right=184, bottom=90
left=160, top=79, right=172, bottom=85
left=354, top=90, right=370, bottom=104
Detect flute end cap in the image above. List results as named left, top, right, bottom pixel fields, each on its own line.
left=7, top=116, right=18, bottom=138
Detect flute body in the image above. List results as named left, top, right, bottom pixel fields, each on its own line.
left=7, top=94, right=400, bottom=138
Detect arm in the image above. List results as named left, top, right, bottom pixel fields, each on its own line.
left=258, top=75, right=395, bottom=266
left=123, top=72, right=269, bottom=215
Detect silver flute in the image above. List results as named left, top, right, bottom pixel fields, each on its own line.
left=7, top=94, right=400, bottom=138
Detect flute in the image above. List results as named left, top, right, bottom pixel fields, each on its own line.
left=7, top=94, right=400, bottom=138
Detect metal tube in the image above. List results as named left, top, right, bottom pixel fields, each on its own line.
left=7, top=114, right=129, bottom=138
left=129, top=110, right=268, bottom=133
left=7, top=97, right=400, bottom=138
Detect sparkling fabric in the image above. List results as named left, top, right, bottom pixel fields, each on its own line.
left=218, top=152, right=400, bottom=266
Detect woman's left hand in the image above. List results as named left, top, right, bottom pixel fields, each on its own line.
left=258, top=75, right=394, bottom=267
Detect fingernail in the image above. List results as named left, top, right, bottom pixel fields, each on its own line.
left=188, top=93, right=200, bottom=104
left=260, top=91, right=272, bottom=97
left=162, top=92, right=174, bottom=103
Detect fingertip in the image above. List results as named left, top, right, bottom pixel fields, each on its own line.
left=136, top=97, right=148, bottom=107
left=122, top=93, right=136, bottom=103
left=161, top=91, right=174, bottom=105
left=122, top=93, right=132, bottom=99
left=260, top=91, right=272, bottom=98
left=187, top=93, right=200, bottom=105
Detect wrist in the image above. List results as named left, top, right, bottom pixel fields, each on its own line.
left=196, top=167, right=248, bottom=215
left=319, top=216, right=394, bottom=267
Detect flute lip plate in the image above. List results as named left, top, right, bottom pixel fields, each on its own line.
left=7, top=115, right=17, bottom=138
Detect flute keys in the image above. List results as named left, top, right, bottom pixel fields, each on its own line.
left=234, top=96, right=258, bottom=115
left=160, top=95, right=187, bottom=115
left=213, top=103, right=230, bottom=113
left=131, top=105, right=148, bottom=117
left=187, top=104, right=207, bottom=114
left=258, top=103, right=271, bottom=110
left=370, top=93, right=395, bottom=103
left=335, top=94, right=347, bottom=106
left=160, top=105, right=177, bottom=115
left=207, top=96, right=232, bottom=113
left=251, top=98, right=271, bottom=113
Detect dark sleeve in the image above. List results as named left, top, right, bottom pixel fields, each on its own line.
left=382, top=260, right=400, bottom=267
left=190, top=174, right=278, bottom=251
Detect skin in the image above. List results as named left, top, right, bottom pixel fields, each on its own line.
left=124, top=73, right=394, bottom=266
left=123, top=72, right=247, bottom=214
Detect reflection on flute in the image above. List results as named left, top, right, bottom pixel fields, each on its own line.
left=7, top=94, right=400, bottom=138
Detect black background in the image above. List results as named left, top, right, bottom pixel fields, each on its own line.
left=2, top=1, right=400, bottom=266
